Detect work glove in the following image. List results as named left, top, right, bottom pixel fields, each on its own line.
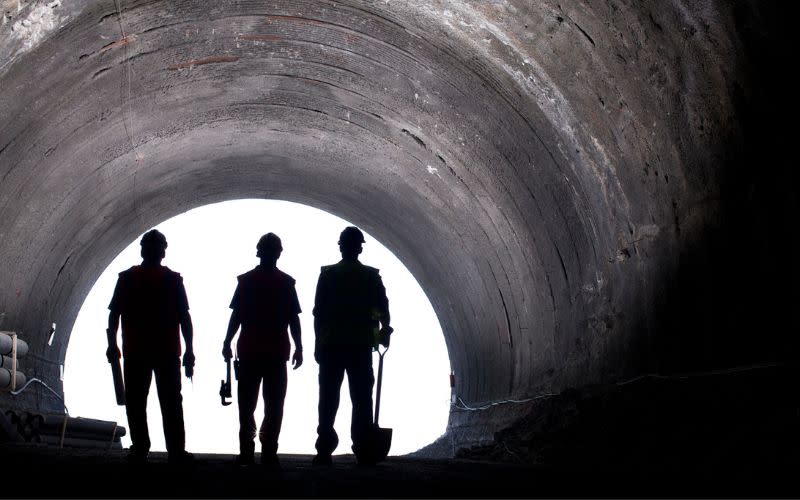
left=292, top=349, right=303, bottom=370
left=222, top=341, right=232, bottom=361
left=183, top=350, right=195, bottom=378
left=106, top=344, right=121, bottom=363
left=378, top=325, right=393, bottom=348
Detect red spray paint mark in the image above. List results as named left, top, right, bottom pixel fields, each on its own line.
left=99, top=34, right=133, bottom=54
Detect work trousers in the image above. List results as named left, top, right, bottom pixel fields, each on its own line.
left=237, top=357, right=288, bottom=456
left=123, top=355, right=185, bottom=454
left=315, top=346, right=374, bottom=457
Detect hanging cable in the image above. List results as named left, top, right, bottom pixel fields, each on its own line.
left=10, top=378, right=69, bottom=414
left=451, top=361, right=786, bottom=411
left=452, top=393, right=555, bottom=411
left=616, top=361, right=784, bottom=386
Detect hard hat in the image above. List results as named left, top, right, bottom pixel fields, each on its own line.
left=256, top=233, right=282, bottom=256
left=338, top=226, right=365, bottom=245
left=140, top=229, right=167, bottom=250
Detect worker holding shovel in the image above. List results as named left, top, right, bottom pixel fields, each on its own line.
left=222, top=233, right=303, bottom=467
left=312, top=226, right=393, bottom=466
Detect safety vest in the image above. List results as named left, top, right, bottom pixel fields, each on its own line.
left=313, top=260, right=388, bottom=349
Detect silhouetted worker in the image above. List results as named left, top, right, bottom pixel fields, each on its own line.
left=222, top=233, right=303, bottom=467
left=312, top=226, right=392, bottom=466
left=106, top=229, right=195, bottom=464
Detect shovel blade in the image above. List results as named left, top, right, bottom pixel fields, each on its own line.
left=372, top=426, right=392, bottom=462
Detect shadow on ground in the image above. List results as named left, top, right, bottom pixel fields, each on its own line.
left=3, top=438, right=798, bottom=498
left=2, top=445, right=544, bottom=498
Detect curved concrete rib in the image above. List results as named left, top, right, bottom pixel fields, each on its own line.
left=0, top=0, right=790, bottom=450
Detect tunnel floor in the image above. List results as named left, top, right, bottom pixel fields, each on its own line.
left=3, top=444, right=543, bottom=498
left=3, top=442, right=795, bottom=498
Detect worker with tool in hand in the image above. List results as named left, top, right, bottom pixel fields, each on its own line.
left=106, top=229, right=195, bottom=465
left=312, top=226, right=392, bottom=466
left=222, top=233, right=303, bottom=467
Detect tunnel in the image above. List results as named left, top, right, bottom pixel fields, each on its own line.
left=0, top=0, right=797, bottom=493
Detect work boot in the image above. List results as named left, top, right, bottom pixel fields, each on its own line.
left=126, top=446, right=149, bottom=464
left=261, top=452, right=280, bottom=469
left=168, top=450, right=195, bottom=465
left=236, top=441, right=255, bottom=466
left=356, top=453, right=377, bottom=466
left=260, top=443, right=280, bottom=469
left=311, top=453, right=332, bottom=466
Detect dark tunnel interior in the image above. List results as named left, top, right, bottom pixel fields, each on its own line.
left=0, top=0, right=798, bottom=494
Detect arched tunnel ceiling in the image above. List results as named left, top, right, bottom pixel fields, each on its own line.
left=0, top=0, right=759, bottom=433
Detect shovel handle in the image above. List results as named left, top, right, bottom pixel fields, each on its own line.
left=374, top=346, right=388, bottom=426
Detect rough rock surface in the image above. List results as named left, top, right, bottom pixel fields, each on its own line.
left=0, top=0, right=796, bottom=458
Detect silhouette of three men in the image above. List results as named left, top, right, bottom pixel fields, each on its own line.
left=107, top=226, right=392, bottom=466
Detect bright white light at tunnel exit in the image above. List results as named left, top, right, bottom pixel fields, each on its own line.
left=64, top=199, right=450, bottom=456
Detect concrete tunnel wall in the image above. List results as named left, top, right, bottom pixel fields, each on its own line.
left=0, top=0, right=795, bottom=452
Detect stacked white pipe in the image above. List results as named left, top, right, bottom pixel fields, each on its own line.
left=0, top=331, right=27, bottom=391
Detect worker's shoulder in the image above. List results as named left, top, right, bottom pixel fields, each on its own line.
left=356, top=262, right=381, bottom=279
left=160, top=266, right=183, bottom=281
left=238, top=267, right=295, bottom=285
left=322, top=261, right=381, bottom=276
left=275, top=268, right=296, bottom=285
left=237, top=267, right=258, bottom=281
left=161, top=265, right=181, bottom=276
left=118, top=265, right=138, bottom=277
left=362, top=264, right=380, bottom=275
left=118, top=265, right=182, bottom=283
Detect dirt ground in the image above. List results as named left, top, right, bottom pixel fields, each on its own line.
left=3, top=440, right=796, bottom=498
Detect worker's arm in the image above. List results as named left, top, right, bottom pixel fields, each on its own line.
left=106, top=309, right=121, bottom=362
left=222, top=309, right=240, bottom=360
left=290, top=314, right=303, bottom=369
left=180, top=310, right=194, bottom=377
left=223, top=281, right=243, bottom=361
left=376, top=272, right=393, bottom=347
left=313, top=316, right=322, bottom=363
left=312, top=269, right=327, bottom=363
left=175, top=276, right=194, bottom=378
left=106, top=275, right=124, bottom=362
left=288, top=283, right=303, bottom=369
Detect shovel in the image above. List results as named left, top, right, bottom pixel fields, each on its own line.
left=372, top=344, right=392, bottom=462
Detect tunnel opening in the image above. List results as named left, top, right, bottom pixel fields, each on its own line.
left=63, top=198, right=451, bottom=455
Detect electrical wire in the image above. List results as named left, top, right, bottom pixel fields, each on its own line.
left=10, top=377, right=69, bottom=414
left=451, top=361, right=786, bottom=411
left=110, top=0, right=144, bottom=217
left=452, top=393, right=555, bottom=411
left=111, top=0, right=139, bottom=159
left=615, top=361, right=784, bottom=386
